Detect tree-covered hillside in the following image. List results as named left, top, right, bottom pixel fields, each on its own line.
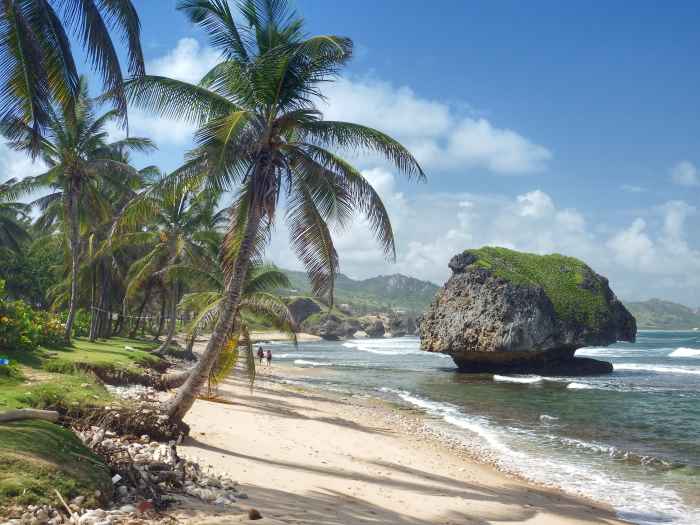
left=282, top=270, right=439, bottom=315
left=626, top=299, right=700, bottom=330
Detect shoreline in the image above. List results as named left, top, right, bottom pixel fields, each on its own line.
left=167, top=362, right=629, bottom=524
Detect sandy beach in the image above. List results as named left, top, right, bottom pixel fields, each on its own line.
left=250, top=331, right=322, bottom=343
left=165, top=364, right=629, bottom=525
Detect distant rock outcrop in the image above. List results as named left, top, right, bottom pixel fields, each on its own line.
left=318, top=315, right=345, bottom=341
left=360, top=316, right=386, bottom=338
left=419, top=247, right=637, bottom=375
left=288, top=298, right=321, bottom=325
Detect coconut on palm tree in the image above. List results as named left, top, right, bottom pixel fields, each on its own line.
left=3, top=78, right=155, bottom=343
left=0, top=0, right=144, bottom=149
left=126, top=0, right=424, bottom=423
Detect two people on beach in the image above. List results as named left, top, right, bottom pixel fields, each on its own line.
left=257, top=346, right=272, bottom=367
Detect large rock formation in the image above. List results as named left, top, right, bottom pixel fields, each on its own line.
left=419, top=247, right=637, bottom=375
left=287, top=297, right=322, bottom=325
left=318, top=315, right=345, bottom=341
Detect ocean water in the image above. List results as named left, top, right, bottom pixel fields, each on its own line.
left=268, top=331, right=700, bottom=525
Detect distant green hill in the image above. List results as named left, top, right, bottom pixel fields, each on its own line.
left=625, top=299, right=700, bottom=330
left=281, top=270, right=439, bottom=315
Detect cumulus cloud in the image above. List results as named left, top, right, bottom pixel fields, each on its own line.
left=319, top=77, right=552, bottom=175
left=0, top=143, right=45, bottom=182
left=268, top=171, right=700, bottom=305
left=128, top=43, right=552, bottom=167
left=671, top=161, right=699, bottom=187
left=108, top=38, right=222, bottom=147
left=446, top=118, right=552, bottom=174
left=148, top=38, right=221, bottom=84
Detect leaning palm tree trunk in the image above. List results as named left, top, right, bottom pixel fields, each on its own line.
left=64, top=188, right=80, bottom=343
left=166, top=210, right=261, bottom=422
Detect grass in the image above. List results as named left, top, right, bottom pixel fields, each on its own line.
left=0, top=420, right=111, bottom=508
left=2, top=336, right=160, bottom=373
left=466, top=246, right=611, bottom=328
left=0, top=371, right=110, bottom=411
left=41, top=337, right=161, bottom=373
left=0, top=336, right=162, bottom=508
left=0, top=336, right=160, bottom=412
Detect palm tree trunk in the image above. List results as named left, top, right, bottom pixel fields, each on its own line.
left=153, top=289, right=166, bottom=340
left=184, top=332, right=196, bottom=360
left=63, top=188, right=80, bottom=344
left=166, top=210, right=262, bottom=423
left=130, top=287, right=151, bottom=338
left=155, top=283, right=178, bottom=355
left=89, top=265, right=99, bottom=341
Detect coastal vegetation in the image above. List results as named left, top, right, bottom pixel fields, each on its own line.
left=626, top=298, right=700, bottom=330
left=122, top=0, right=424, bottom=423
left=465, top=246, right=613, bottom=328
left=0, top=0, right=422, bottom=514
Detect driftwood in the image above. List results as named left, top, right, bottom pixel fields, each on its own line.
left=0, top=408, right=60, bottom=423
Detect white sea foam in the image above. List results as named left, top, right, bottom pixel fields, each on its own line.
left=493, top=374, right=543, bottom=384
left=577, top=346, right=655, bottom=358
left=342, top=338, right=451, bottom=358
left=293, top=359, right=332, bottom=367
left=669, top=347, right=700, bottom=358
left=343, top=339, right=420, bottom=355
left=275, top=353, right=323, bottom=359
left=567, top=382, right=595, bottom=390
left=382, top=388, right=514, bottom=455
left=614, top=363, right=700, bottom=375
left=381, top=387, right=695, bottom=525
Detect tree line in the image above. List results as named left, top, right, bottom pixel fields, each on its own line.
left=0, top=0, right=423, bottom=425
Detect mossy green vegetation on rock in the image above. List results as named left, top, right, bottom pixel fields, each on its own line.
left=465, top=247, right=611, bottom=329
left=0, top=420, right=111, bottom=507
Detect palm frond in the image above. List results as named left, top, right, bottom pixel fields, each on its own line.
left=300, top=121, right=425, bottom=180
left=124, top=75, right=239, bottom=125
left=286, top=181, right=338, bottom=303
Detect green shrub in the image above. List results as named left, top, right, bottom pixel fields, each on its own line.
left=466, top=247, right=610, bottom=328
left=57, top=308, right=90, bottom=337
left=0, top=293, right=64, bottom=352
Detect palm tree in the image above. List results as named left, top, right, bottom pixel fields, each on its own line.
left=115, top=174, right=219, bottom=355
left=0, top=0, right=144, bottom=149
left=126, top=0, right=424, bottom=423
left=163, top=243, right=295, bottom=390
left=4, top=78, right=155, bottom=343
left=0, top=177, right=30, bottom=251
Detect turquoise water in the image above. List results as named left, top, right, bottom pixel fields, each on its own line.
left=268, top=331, right=700, bottom=525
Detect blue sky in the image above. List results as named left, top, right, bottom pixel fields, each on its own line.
left=2, top=1, right=699, bottom=305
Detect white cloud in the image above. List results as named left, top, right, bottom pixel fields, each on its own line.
left=135, top=44, right=552, bottom=168
left=129, top=110, right=197, bottom=146
left=0, top=143, right=45, bottom=182
left=446, top=118, right=552, bottom=174
left=319, top=77, right=552, bottom=175
left=517, top=190, right=555, bottom=217
left=106, top=38, right=222, bottom=147
left=148, top=38, right=221, bottom=84
left=671, top=161, right=699, bottom=187
left=268, top=173, right=700, bottom=305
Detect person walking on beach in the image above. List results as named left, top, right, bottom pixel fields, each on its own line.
left=257, top=346, right=264, bottom=365
left=266, top=349, right=272, bottom=367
